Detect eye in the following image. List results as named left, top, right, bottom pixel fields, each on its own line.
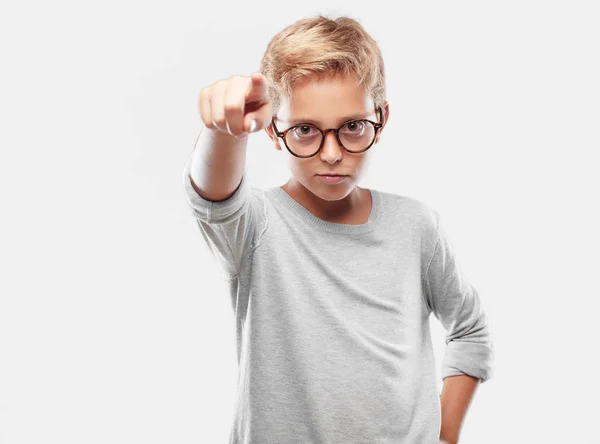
left=342, top=121, right=365, bottom=134
left=292, top=125, right=318, bottom=137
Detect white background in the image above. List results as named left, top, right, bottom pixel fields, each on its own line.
left=1, top=1, right=599, bottom=443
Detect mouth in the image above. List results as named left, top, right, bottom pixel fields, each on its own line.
left=316, top=174, right=348, bottom=184
left=316, top=174, right=348, bottom=177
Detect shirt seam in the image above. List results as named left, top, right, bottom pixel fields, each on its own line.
left=424, top=210, right=441, bottom=314
left=225, top=190, right=269, bottom=282
left=217, top=222, right=238, bottom=277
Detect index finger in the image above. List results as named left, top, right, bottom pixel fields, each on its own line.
left=245, top=72, right=269, bottom=104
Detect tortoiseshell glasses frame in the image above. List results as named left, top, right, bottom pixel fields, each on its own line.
left=270, top=106, right=384, bottom=158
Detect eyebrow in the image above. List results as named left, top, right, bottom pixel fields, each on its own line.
left=281, top=113, right=373, bottom=126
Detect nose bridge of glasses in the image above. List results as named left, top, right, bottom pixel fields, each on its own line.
left=321, top=127, right=342, bottom=148
left=321, top=127, right=339, bottom=141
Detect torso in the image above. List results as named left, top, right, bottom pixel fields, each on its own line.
left=281, top=184, right=373, bottom=225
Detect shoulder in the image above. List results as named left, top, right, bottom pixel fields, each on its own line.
left=375, top=189, right=441, bottom=271
left=374, top=188, right=439, bottom=234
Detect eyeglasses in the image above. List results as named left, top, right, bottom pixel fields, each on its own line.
left=271, top=107, right=383, bottom=158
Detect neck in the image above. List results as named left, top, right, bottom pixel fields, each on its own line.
left=281, top=179, right=368, bottom=224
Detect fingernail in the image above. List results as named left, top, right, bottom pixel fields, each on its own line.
left=250, top=120, right=257, bottom=132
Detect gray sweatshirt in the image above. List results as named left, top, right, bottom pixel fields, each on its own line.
left=182, top=150, right=494, bottom=444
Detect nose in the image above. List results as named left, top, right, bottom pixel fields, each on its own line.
left=319, top=130, right=343, bottom=162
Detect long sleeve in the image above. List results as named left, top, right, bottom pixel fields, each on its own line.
left=423, top=210, right=494, bottom=383
left=181, top=149, right=268, bottom=281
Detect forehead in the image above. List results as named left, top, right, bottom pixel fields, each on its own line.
left=277, top=73, right=375, bottom=125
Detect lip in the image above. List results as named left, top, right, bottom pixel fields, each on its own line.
left=317, top=174, right=348, bottom=184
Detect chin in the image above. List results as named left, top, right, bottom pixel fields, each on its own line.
left=312, top=179, right=354, bottom=199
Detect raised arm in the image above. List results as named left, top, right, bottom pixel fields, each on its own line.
left=190, top=72, right=272, bottom=202
left=182, top=73, right=272, bottom=280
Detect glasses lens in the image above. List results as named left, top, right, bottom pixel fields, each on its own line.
left=285, top=121, right=376, bottom=156
left=285, top=125, right=322, bottom=156
left=339, top=121, right=376, bottom=152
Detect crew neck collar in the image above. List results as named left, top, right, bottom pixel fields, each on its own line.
left=267, top=186, right=382, bottom=234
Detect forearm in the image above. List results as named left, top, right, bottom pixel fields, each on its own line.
left=439, top=374, right=480, bottom=444
left=190, top=126, right=248, bottom=202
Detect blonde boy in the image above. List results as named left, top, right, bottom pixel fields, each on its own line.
left=183, top=15, right=493, bottom=444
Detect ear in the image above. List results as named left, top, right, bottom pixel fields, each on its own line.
left=374, top=102, right=390, bottom=144
left=264, top=123, right=283, bottom=151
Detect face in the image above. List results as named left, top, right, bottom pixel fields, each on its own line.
left=265, top=73, right=389, bottom=208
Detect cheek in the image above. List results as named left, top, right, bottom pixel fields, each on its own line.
left=285, top=158, right=304, bottom=178
left=287, top=157, right=310, bottom=175
left=358, top=152, right=372, bottom=170
left=346, top=157, right=370, bottom=180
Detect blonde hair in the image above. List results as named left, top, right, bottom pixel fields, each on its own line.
left=259, top=15, right=386, bottom=115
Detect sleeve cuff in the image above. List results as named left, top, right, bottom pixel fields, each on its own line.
left=441, top=339, right=495, bottom=383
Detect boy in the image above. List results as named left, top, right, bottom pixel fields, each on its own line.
left=183, top=15, right=494, bottom=444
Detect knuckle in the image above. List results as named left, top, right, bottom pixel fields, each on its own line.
left=226, top=123, right=239, bottom=137
left=199, top=90, right=209, bottom=105
left=213, top=115, right=226, bottom=127
left=223, top=101, right=242, bottom=113
left=229, top=127, right=245, bottom=138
